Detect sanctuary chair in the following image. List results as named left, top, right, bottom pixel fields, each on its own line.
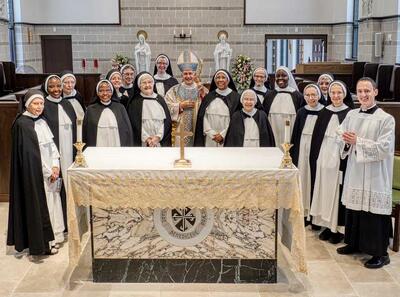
left=351, top=61, right=366, bottom=92
left=363, top=63, right=379, bottom=81
left=376, top=64, right=394, bottom=101
left=392, top=154, right=400, bottom=252
left=392, top=66, right=400, bottom=101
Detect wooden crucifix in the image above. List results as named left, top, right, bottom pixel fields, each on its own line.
left=172, top=127, right=193, bottom=168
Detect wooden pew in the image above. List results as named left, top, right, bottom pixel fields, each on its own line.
left=15, top=73, right=101, bottom=106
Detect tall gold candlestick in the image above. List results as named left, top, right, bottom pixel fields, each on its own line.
left=73, top=142, right=87, bottom=168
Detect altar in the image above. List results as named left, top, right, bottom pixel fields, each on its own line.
left=67, top=147, right=306, bottom=283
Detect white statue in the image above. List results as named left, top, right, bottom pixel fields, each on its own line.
left=134, top=30, right=151, bottom=73
left=214, top=30, right=232, bottom=71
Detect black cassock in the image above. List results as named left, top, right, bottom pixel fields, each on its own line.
left=83, top=100, right=133, bottom=147
left=290, top=107, right=323, bottom=166
left=154, top=76, right=179, bottom=96
left=262, top=89, right=305, bottom=115
left=194, top=89, right=241, bottom=147
left=309, top=106, right=351, bottom=227
left=42, top=98, right=76, bottom=228
left=7, top=115, right=54, bottom=254
left=224, top=110, right=275, bottom=147
left=126, top=94, right=172, bottom=147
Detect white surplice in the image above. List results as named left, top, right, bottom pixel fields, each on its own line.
left=338, top=107, right=395, bottom=215
left=297, top=104, right=324, bottom=218
left=96, top=103, right=121, bottom=147
left=310, top=105, right=348, bottom=232
left=268, top=92, right=296, bottom=146
left=203, top=88, right=231, bottom=147
left=25, top=112, right=65, bottom=244
left=141, top=95, right=166, bottom=147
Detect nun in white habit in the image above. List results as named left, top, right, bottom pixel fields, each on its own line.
left=60, top=70, right=85, bottom=119
left=290, top=84, right=325, bottom=219
left=41, top=74, right=76, bottom=195
left=25, top=91, right=65, bottom=248
left=194, top=70, right=240, bottom=147
left=83, top=80, right=133, bottom=147
left=127, top=72, right=172, bottom=147
left=263, top=66, right=304, bottom=146
left=224, top=89, right=275, bottom=147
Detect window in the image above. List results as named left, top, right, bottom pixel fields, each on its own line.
left=352, top=0, right=359, bottom=59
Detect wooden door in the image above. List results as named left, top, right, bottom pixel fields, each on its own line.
left=41, top=35, right=73, bottom=73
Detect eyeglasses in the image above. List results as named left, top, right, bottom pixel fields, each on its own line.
left=304, top=94, right=319, bottom=98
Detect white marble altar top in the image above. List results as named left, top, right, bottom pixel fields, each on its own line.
left=78, top=147, right=284, bottom=171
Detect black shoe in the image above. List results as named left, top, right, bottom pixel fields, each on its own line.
left=329, top=233, right=344, bottom=244
left=319, top=228, right=332, bottom=241
left=337, top=245, right=358, bottom=255
left=364, top=255, right=390, bottom=269
left=311, top=224, right=321, bottom=231
left=304, top=218, right=311, bottom=227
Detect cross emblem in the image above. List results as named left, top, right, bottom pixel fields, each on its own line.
left=171, top=208, right=196, bottom=232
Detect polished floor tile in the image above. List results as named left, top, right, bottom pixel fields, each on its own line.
left=1, top=202, right=400, bottom=297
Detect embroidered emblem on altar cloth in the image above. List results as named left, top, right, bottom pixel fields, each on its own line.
left=154, top=207, right=214, bottom=247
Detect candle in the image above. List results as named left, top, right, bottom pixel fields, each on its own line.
left=174, top=28, right=176, bottom=36
left=181, top=28, right=184, bottom=35
left=189, top=28, right=192, bottom=35
left=284, top=119, right=290, bottom=143
left=77, top=117, right=83, bottom=143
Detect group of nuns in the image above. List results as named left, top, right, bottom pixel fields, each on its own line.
left=7, top=52, right=356, bottom=256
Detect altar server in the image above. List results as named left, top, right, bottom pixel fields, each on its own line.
left=60, top=70, right=85, bottom=119
left=120, top=64, right=136, bottom=100
left=290, top=84, right=325, bottom=221
left=7, top=89, right=64, bottom=256
left=263, top=66, right=304, bottom=146
left=336, top=77, right=395, bottom=269
left=225, top=89, right=275, bottom=147
left=127, top=72, right=172, bottom=147
left=309, top=80, right=352, bottom=244
left=194, top=69, right=240, bottom=147
left=153, top=54, right=178, bottom=97
left=250, top=67, right=270, bottom=110
left=83, top=80, right=133, bottom=147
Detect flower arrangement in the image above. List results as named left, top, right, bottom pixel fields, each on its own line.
left=111, top=54, right=130, bottom=69
left=232, top=54, right=253, bottom=93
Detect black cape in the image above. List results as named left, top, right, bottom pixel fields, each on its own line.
left=126, top=94, right=172, bottom=147
left=290, top=106, right=323, bottom=166
left=224, top=109, right=275, bottom=147
left=252, top=88, right=269, bottom=111
left=42, top=98, right=77, bottom=149
left=7, top=115, right=55, bottom=254
left=63, top=90, right=86, bottom=112
left=262, top=89, right=305, bottom=115
left=83, top=100, right=133, bottom=147
left=309, top=106, right=351, bottom=227
left=119, top=86, right=135, bottom=106
left=154, top=76, right=179, bottom=96
left=194, top=89, right=241, bottom=147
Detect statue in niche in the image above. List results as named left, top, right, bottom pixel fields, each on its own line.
left=134, top=30, right=151, bottom=73
left=0, top=0, right=7, bottom=20
left=214, top=30, right=232, bottom=72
